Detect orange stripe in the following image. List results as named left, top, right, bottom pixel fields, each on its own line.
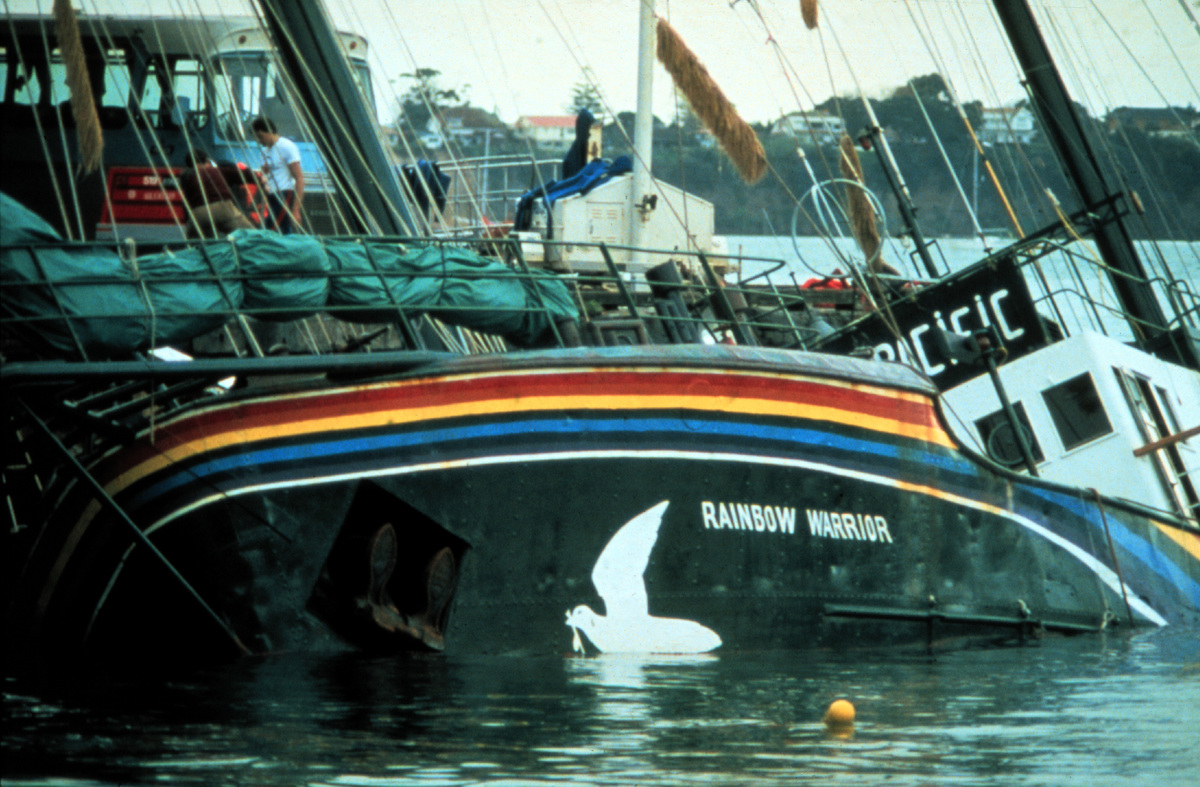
left=106, top=390, right=951, bottom=499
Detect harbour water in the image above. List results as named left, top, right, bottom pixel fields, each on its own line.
left=4, top=626, right=1198, bottom=786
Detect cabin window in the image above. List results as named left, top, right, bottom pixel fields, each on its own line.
left=974, top=402, right=1044, bottom=468
left=212, top=53, right=269, bottom=139
left=170, top=57, right=207, bottom=124
left=1041, top=372, right=1112, bottom=451
left=2, top=43, right=130, bottom=120
left=351, top=61, right=373, bottom=107
left=132, top=58, right=167, bottom=126
left=1, top=45, right=42, bottom=105
left=100, top=50, right=133, bottom=109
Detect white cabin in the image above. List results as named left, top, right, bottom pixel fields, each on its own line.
left=522, top=174, right=721, bottom=276
left=943, top=332, right=1200, bottom=524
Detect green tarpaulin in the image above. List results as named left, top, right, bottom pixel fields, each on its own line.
left=1, top=193, right=578, bottom=357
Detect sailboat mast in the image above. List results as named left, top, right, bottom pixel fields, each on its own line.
left=630, top=0, right=656, bottom=257
left=989, top=0, right=1196, bottom=369
left=255, top=0, right=411, bottom=235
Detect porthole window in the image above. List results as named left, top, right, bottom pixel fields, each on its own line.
left=1042, top=372, right=1112, bottom=451
left=974, top=402, right=1044, bottom=468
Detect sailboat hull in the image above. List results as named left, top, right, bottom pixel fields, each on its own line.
left=7, top=347, right=1197, bottom=665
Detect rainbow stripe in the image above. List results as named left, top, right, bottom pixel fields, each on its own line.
left=98, top=365, right=955, bottom=503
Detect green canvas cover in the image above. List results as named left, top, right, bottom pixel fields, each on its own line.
left=2, top=193, right=578, bottom=357
left=1, top=193, right=241, bottom=356
left=221, top=230, right=332, bottom=321
left=325, top=240, right=578, bottom=344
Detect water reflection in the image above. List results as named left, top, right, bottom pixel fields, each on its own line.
left=4, top=628, right=1199, bottom=785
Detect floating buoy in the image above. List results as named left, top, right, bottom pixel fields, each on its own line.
left=823, top=699, right=856, bottom=728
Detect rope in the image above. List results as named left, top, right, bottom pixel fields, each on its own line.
left=1091, top=488, right=1135, bottom=626
left=22, top=403, right=252, bottom=657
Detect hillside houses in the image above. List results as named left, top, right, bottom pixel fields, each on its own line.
left=978, top=106, right=1037, bottom=144
left=1106, top=106, right=1199, bottom=140
left=514, top=115, right=578, bottom=148
left=436, top=106, right=509, bottom=146
left=770, top=111, right=845, bottom=144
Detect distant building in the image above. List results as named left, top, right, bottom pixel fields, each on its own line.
left=979, top=106, right=1037, bottom=144
left=514, top=115, right=577, bottom=148
left=433, top=106, right=508, bottom=146
left=770, top=111, right=845, bottom=144
left=1105, top=106, right=1199, bottom=140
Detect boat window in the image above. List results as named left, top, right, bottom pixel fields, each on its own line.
left=1154, top=384, right=1182, bottom=435
left=973, top=402, right=1044, bottom=468
left=351, top=60, right=373, bottom=108
left=132, top=58, right=167, bottom=126
left=212, top=53, right=270, bottom=139
left=1, top=45, right=42, bottom=105
left=1041, top=372, right=1112, bottom=451
left=2, top=43, right=130, bottom=120
left=100, top=50, right=133, bottom=109
left=211, top=52, right=305, bottom=139
left=170, top=57, right=207, bottom=126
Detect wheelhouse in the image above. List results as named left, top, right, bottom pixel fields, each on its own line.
left=0, top=13, right=372, bottom=241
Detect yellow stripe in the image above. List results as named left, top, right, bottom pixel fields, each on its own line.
left=108, top=392, right=952, bottom=497
left=1154, top=521, right=1200, bottom=563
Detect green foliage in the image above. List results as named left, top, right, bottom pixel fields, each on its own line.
left=568, top=75, right=604, bottom=116
left=395, top=68, right=466, bottom=137
left=438, top=66, right=1199, bottom=240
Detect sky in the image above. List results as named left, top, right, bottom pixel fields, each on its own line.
left=10, top=0, right=1200, bottom=124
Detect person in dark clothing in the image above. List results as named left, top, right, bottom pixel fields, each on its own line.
left=179, top=150, right=254, bottom=238
left=403, top=159, right=451, bottom=220
left=561, top=109, right=595, bottom=180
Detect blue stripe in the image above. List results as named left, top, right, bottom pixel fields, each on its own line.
left=1025, top=486, right=1200, bottom=605
left=123, top=415, right=974, bottom=511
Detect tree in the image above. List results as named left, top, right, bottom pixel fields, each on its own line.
left=567, top=72, right=604, bottom=116
left=875, top=73, right=964, bottom=144
left=395, top=68, right=467, bottom=138
left=670, top=92, right=703, bottom=138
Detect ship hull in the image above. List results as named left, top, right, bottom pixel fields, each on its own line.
left=7, top=347, right=1199, bottom=665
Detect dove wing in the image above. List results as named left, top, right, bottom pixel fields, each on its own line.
left=591, top=500, right=669, bottom=619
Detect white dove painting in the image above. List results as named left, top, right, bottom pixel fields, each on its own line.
left=565, top=501, right=722, bottom=654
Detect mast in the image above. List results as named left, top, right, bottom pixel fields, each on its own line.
left=255, top=0, right=411, bottom=235
left=630, top=0, right=656, bottom=262
left=990, top=0, right=1197, bottom=369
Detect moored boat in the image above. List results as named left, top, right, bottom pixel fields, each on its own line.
left=3, top=0, right=1198, bottom=669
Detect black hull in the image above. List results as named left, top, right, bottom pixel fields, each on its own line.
left=8, top=348, right=1196, bottom=667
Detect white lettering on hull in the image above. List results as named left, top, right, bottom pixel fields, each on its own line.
left=701, top=503, right=891, bottom=544
left=701, top=501, right=797, bottom=535
left=805, top=510, right=893, bottom=543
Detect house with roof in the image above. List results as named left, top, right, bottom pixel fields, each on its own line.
left=514, top=115, right=578, bottom=149
left=432, top=106, right=509, bottom=147
left=770, top=111, right=845, bottom=144
left=1106, top=106, right=1199, bottom=140
left=979, top=106, right=1037, bottom=144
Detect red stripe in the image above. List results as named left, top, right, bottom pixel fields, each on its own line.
left=96, top=369, right=937, bottom=478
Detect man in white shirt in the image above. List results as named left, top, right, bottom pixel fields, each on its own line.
left=250, top=116, right=305, bottom=234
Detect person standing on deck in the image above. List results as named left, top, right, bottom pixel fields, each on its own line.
left=251, top=116, right=305, bottom=234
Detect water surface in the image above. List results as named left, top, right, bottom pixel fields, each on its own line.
left=5, top=627, right=1198, bottom=785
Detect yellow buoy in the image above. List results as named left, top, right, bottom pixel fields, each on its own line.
left=823, top=699, right=856, bottom=728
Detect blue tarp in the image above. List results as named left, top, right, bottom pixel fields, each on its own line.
left=513, top=156, right=633, bottom=234
left=1, top=192, right=577, bottom=357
